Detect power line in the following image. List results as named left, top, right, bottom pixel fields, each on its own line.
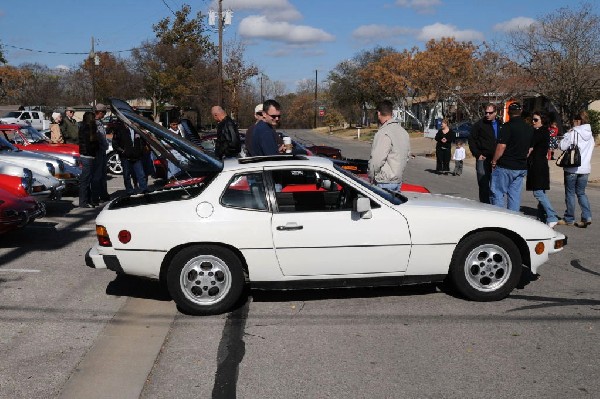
left=160, top=0, right=177, bottom=16
left=3, top=43, right=150, bottom=56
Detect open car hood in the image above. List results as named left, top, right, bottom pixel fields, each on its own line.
left=109, top=98, right=222, bottom=175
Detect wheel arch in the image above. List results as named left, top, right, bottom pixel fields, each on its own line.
left=159, top=241, right=249, bottom=286
left=457, top=227, right=530, bottom=268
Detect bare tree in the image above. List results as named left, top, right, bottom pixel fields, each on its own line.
left=223, top=38, right=258, bottom=119
left=507, top=2, right=600, bottom=123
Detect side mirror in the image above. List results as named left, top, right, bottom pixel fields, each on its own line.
left=353, top=197, right=372, bottom=219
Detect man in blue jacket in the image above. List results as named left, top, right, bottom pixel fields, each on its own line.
left=252, top=99, right=285, bottom=156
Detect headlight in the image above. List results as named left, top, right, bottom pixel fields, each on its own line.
left=46, top=162, right=56, bottom=176
left=21, top=168, right=33, bottom=194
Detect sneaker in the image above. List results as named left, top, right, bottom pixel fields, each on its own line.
left=574, top=220, right=592, bottom=228
left=547, top=221, right=558, bottom=228
left=556, top=219, right=574, bottom=226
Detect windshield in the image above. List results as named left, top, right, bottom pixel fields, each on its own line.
left=0, top=135, right=20, bottom=151
left=109, top=98, right=223, bottom=176
left=333, top=163, right=406, bottom=205
left=19, top=125, right=48, bottom=143
left=3, top=111, right=20, bottom=118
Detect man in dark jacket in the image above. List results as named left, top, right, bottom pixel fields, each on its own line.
left=112, top=122, right=148, bottom=195
left=468, top=103, right=501, bottom=203
left=211, top=106, right=241, bottom=159
left=490, top=102, right=533, bottom=211
left=61, top=107, right=79, bottom=144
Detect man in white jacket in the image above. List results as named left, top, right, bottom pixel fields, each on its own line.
left=368, top=100, right=410, bottom=192
left=557, top=111, right=594, bottom=227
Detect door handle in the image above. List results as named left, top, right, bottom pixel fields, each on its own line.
left=276, top=223, right=303, bottom=231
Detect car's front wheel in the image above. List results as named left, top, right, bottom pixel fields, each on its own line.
left=167, top=245, right=245, bottom=315
left=449, top=232, right=522, bottom=301
left=107, top=151, right=123, bottom=175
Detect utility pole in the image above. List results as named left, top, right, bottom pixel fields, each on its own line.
left=89, top=36, right=96, bottom=107
left=208, top=1, right=232, bottom=108
left=314, top=69, right=318, bottom=129
left=217, top=0, right=223, bottom=107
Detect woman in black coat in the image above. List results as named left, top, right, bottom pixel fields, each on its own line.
left=434, top=118, right=453, bottom=174
left=526, top=111, right=559, bottom=227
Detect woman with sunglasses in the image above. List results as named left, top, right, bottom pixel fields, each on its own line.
left=526, top=111, right=559, bottom=227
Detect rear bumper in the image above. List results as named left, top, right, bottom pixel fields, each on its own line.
left=85, top=246, right=124, bottom=273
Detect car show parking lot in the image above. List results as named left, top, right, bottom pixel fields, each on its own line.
left=0, top=129, right=598, bottom=399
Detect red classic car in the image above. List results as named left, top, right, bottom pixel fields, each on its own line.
left=0, top=173, right=45, bottom=234
left=0, top=123, right=80, bottom=165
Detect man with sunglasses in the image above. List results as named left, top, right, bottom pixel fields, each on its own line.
left=489, top=102, right=533, bottom=211
left=252, top=99, right=285, bottom=156
left=468, top=103, right=501, bottom=203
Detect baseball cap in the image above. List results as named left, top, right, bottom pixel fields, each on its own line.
left=508, top=102, right=522, bottom=111
left=254, top=104, right=263, bottom=114
left=94, top=103, right=107, bottom=112
left=65, top=107, right=75, bottom=112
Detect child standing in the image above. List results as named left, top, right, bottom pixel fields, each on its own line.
left=453, top=140, right=466, bottom=176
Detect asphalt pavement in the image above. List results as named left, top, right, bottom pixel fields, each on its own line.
left=0, top=129, right=598, bottom=399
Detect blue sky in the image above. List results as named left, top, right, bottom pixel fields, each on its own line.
left=0, top=0, right=593, bottom=92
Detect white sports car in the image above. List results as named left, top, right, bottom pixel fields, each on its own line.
left=85, top=99, right=567, bottom=315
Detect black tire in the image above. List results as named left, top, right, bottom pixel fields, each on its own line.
left=167, top=245, right=244, bottom=315
left=449, top=232, right=522, bottom=301
left=107, top=151, right=123, bottom=175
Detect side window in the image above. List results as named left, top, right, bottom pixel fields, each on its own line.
left=271, top=169, right=360, bottom=213
left=3, top=130, right=19, bottom=144
left=20, top=112, right=31, bottom=120
left=221, top=172, right=268, bottom=211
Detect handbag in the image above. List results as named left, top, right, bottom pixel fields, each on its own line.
left=556, top=131, right=581, bottom=167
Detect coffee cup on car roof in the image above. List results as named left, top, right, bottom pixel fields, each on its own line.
left=283, top=137, right=292, bottom=153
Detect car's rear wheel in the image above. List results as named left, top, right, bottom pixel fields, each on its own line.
left=449, top=232, right=522, bottom=301
left=167, top=245, right=244, bottom=315
left=107, top=152, right=123, bottom=175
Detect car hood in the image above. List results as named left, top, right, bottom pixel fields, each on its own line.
left=109, top=98, right=222, bottom=175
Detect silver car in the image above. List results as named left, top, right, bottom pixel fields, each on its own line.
left=0, top=135, right=79, bottom=188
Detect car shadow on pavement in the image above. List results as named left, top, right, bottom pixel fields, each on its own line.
left=250, top=283, right=439, bottom=303
left=105, top=274, right=172, bottom=301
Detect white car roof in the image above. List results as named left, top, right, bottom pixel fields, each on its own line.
left=222, top=155, right=334, bottom=172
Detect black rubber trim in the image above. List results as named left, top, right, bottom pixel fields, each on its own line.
left=251, top=274, right=446, bottom=290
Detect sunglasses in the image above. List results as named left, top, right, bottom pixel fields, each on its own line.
left=268, top=114, right=281, bottom=119
left=485, top=111, right=496, bottom=115
left=532, top=118, right=540, bottom=122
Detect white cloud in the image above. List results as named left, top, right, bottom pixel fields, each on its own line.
left=54, top=65, right=70, bottom=71
left=417, top=23, right=484, bottom=41
left=493, top=17, right=536, bottom=32
left=395, top=0, right=441, bottom=14
left=352, top=24, right=415, bottom=44
left=216, top=0, right=301, bottom=21
left=239, top=15, right=335, bottom=44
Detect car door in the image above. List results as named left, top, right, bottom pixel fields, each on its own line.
left=267, top=167, right=411, bottom=277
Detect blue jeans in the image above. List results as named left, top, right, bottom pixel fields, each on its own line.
left=490, top=167, right=527, bottom=211
left=533, top=190, right=558, bottom=223
left=377, top=182, right=401, bottom=192
left=563, top=172, right=591, bottom=223
left=123, top=158, right=148, bottom=194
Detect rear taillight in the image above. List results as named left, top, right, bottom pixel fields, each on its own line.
left=96, top=225, right=112, bottom=247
